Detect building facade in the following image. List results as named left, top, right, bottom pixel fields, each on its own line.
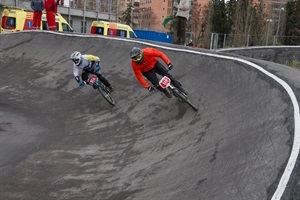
left=1, top=0, right=289, bottom=35
left=131, top=0, right=210, bottom=32
left=0, top=0, right=118, bottom=33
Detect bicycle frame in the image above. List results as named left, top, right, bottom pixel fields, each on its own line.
left=87, top=75, right=116, bottom=106
left=159, top=76, right=198, bottom=111
left=158, top=76, right=178, bottom=93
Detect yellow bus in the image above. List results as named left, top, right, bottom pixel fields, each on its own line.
left=90, top=20, right=137, bottom=38
left=0, top=6, right=73, bottom=33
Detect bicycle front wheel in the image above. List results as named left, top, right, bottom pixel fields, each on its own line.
left=97, top=86, right=116, bottom=106
left=172, top=88, right=198, bottom=111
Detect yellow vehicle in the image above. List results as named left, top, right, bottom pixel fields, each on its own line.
left=90, top=20, right=137, bottom=38
left=0, top=6, right=73, bottom=33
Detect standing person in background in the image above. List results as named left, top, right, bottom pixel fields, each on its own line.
left=31, top=0, right=44, bottom=30
left=174, top=0, right=191, bottom=45
left=44, top=0, right=57, bottom=31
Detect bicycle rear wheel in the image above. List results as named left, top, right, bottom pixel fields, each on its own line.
left=172, top=88, right=198, bottom=111
left=97, top=86, right=116, bottom=106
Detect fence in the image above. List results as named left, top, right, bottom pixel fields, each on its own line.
left=134, top=30, right=173, bottom=44
left=208, top=33, right=300, bottom=50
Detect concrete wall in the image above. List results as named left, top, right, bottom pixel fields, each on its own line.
left=217, top=46, right=300, bottom=65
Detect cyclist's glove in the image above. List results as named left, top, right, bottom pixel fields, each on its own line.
left=79, top=81, right=85, bottom=87
left=148, top=86, right=155, bottom=92
left=167, top=63, right=174, bottom=70
left=95, top=65, right=101, bottom=72
left=75, top=76, right=85, bottom=87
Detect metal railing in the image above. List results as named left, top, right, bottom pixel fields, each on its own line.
left=208, top=33, right=300, bottom=50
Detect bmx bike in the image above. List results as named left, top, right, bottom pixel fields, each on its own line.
left=159, top=76, right=198, bottom=111
left=87, top=75, right=116, bottom=106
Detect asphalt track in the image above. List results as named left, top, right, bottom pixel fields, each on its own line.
left=0, top=31, right=299, bottom=200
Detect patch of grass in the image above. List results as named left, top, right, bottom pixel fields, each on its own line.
left=285, top=59, right=300, bottom=69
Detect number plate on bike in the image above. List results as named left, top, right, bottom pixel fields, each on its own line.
left=87, top=75, right=98, bottom=85
left=159, top=76, right=171, bottom=89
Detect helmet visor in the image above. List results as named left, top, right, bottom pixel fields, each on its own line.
left=132, top=54, right=142, bottom=62
left=72, top=58, right=80, bottom=64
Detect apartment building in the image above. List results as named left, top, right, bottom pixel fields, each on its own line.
left=74, top=0, right=288, bottom=37
left=134, top=0, right=169, bottom=31
left=119, top=0, right=134, bottom=12
left=133, top=0, right=209, bottom=32
left=132, top=0, right=291, bottom=32
left=265, top=0, right=288, bottom=24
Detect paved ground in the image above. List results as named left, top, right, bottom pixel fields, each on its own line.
left=0, top=31, right=299, bottom=200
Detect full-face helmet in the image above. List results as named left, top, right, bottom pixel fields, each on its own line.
left=70, top=51, right=82, bottom=66
left=130, top=47, right=144, bottom=64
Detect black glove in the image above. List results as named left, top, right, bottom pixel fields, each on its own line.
left=148, top=86, right=155, bottom=92
left=167, top=63, right=174, bottom=70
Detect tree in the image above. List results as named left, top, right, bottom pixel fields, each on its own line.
left=211, top=0, right=230, bottom=47
left=119, top=1, right=133, bottom=25
left=284, top=0, right=300, bottom=45
left=189, top=1, right=203, bottom=46
left=226, top=0, right=236, bottom=31
left=230, top=0, right=266, bottom=46
left=200, top=0, right=231, bottom=48
left=251, top=0, right=266, bottom=45
left=140, top=8, right=158, bottom=30
left=201, top=2, right=214, bottom=48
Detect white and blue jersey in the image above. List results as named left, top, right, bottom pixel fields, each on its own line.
left=73, top=54, right=100, bottom=79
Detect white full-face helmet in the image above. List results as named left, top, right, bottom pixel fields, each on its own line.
left=70, top=51, right=82, bottom=66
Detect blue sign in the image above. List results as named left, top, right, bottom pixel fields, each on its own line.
left=9, top=19, right=15, bottom=26
left=27, top=21, right=32, bottom=28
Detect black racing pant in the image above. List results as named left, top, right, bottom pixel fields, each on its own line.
left=176, top=16, right=187, bottom=44
left=142, top=60, right=181, bottom=92
left=81, top=70, right=111, bottom=87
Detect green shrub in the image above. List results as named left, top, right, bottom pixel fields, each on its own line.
left=285, top=59, right=300, bottom=69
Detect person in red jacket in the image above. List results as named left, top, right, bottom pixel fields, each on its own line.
left=44, top=0, right=57, bottom=31
left=130, top=47, right=187, bottom=98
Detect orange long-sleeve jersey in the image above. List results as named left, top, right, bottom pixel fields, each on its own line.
left=131, top=48, right=171, bottom=89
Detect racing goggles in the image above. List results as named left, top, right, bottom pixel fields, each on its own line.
left=132, top=54, right=142, bottom=62
left=72, top=58, right=80, bottom=64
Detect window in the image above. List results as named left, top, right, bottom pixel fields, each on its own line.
left=90, top=26, right=104, bottom=35
left=129, top=31, right=137, bottom=38
left=2, top=16, right=16, bottom=29
left=62, top=23, right=73, bottom=32
left=96, top=27, right=104, bottom=35
left=117, top=30, right=127, bottom=37
left=81, top=21, right=87, bottom=33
